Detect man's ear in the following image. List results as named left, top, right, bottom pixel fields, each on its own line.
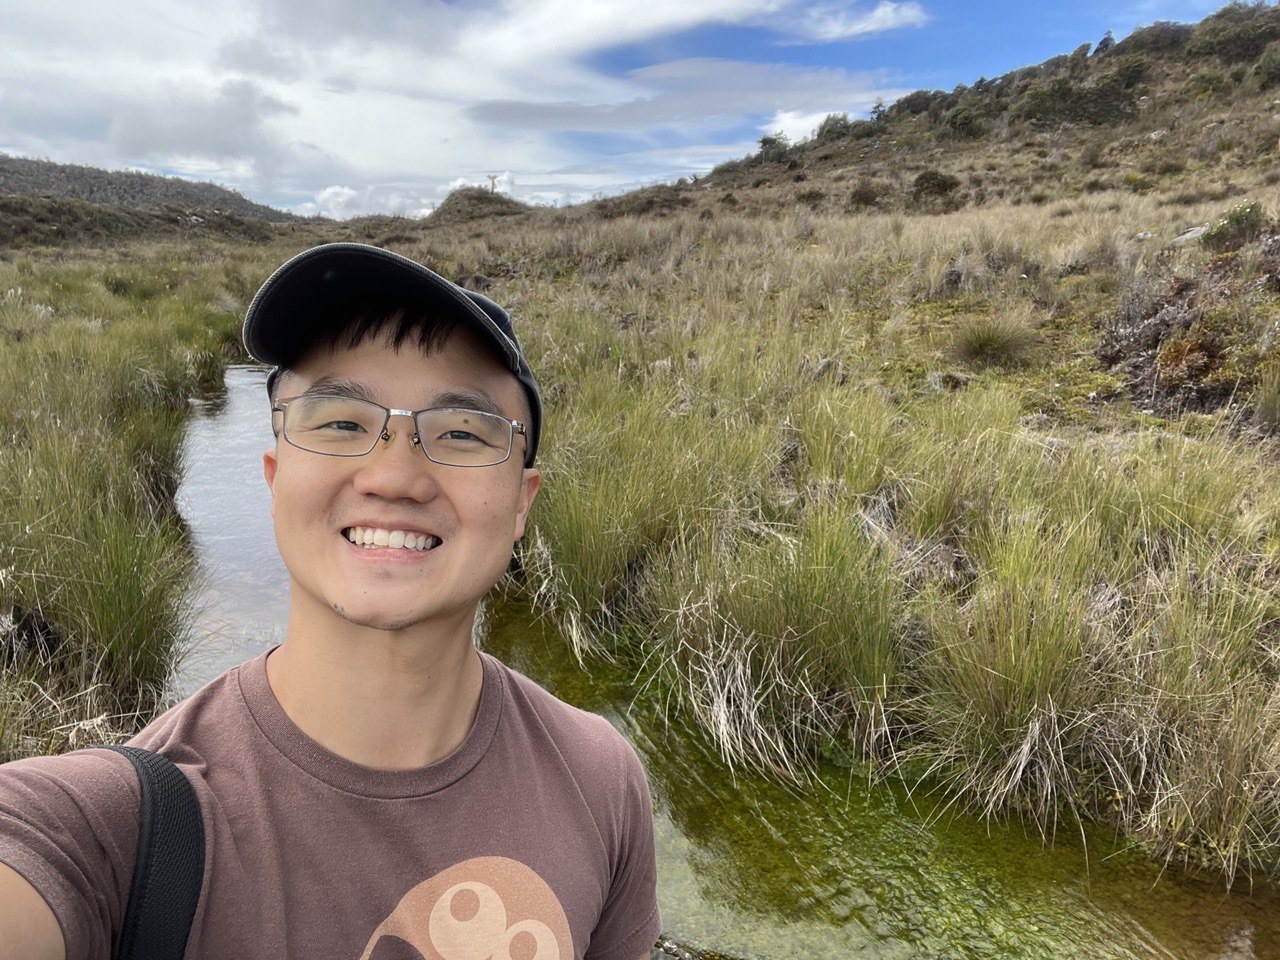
left=513, top=468, right=540, bottom=540
left=262, top=447, right=279, bottom=518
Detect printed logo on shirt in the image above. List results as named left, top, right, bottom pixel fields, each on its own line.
left=357, top=856, right=571, bottom=960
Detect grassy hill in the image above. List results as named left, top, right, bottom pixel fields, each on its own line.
left=677, top=2, right=1280, bottom=218
left=0, top=153, right=295, bottom=221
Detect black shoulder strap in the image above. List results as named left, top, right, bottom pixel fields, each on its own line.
left=100, top=745, right=205, bottom=960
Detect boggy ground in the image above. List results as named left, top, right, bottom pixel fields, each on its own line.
left=3, top=182, right=1280, bottom=884
left=420, top=193, right=1280, bottom=884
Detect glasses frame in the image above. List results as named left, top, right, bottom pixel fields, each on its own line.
left=272, top=395, right=527, bottom=467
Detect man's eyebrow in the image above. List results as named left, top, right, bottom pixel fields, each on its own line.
left=298, top=377, right=377, bottom=402
left=431, top=390, right=506, bottom=417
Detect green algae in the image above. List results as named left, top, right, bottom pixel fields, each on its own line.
left=483, top=605, right=1280, bottom=960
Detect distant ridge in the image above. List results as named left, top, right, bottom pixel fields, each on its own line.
left=0, top=154, right=296, bottom=222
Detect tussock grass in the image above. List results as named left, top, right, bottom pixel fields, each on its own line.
left=450, top=195, right=1280, bottom=882
left=11, top=174, right=1280, bottom=882
left=0, top=245, right=246, bottom=756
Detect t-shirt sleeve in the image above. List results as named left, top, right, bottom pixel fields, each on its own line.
left=0, top=748, right=140, bottom=960
left=585, top=740, right=661, bottom=960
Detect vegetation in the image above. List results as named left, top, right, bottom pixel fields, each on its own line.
left=2, top=0, right=1280, bottom=889
left=0, top=246, right=251, bottom=759
left=0, top=153, right=296, bottom=221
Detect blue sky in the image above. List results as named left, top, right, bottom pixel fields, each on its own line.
left=0, top=0, right=1234, bottom=217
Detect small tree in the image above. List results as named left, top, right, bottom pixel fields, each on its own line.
left=758, top=131, right=791, bottom=163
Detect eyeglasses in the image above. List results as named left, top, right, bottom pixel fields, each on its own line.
left=272, top=395, right=526, bottom=467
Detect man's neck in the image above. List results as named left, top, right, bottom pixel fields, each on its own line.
left=265, top=611, right=485, bottom=770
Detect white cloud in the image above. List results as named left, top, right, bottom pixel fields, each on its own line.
left=779, top=1, right=929, bottom=43
left=765, top=109, right=834, bottom=142
left=0, top=0, right=928, bottom=216
left=470, top=58, right=895, bottom=134
left=300, top=184, right=439, bottom=219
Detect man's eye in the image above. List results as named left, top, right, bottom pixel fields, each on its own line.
left=440, top=429, right=482, bottom=443
left=317, top=420, right=366, bottom=432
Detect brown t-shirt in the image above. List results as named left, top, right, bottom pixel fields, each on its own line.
left=0, top=650, right=660, bottom=960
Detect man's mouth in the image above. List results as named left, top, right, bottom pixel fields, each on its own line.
left=342, top=526, right=442, bottom=552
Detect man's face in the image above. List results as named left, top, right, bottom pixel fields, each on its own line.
left=262, top=327, right=539, bottom=637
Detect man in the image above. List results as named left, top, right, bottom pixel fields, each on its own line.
left=0, top=243, right=661, bottom=960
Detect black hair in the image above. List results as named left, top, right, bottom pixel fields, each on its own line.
left=268, top=295, right=463, bottom=403
left=267, top=294, right=533, bottom=430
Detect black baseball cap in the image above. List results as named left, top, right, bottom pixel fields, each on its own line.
left=243, top=242, right=541, bottom=467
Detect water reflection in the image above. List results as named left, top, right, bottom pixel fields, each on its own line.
left=173, top=365, right=284, bottom=695
left=176, top=367, right=1280, bottom=960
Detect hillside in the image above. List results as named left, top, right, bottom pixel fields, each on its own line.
left=0, top=153, right=295, bottom=222
left=583, top=2, right=1280, bottom=220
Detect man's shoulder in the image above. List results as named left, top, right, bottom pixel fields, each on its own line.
left=0, top=654, right=254, bottom=816
left=126, top=654, right=258, bottom=759
left=486, top=654, right=644, bottom=785
left=0, top=745, right=141, bottom=808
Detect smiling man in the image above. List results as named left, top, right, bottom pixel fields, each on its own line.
left=0, top=243, right=661, bottom=960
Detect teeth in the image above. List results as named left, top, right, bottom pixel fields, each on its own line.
left=344, top=527, right=440, bottom=552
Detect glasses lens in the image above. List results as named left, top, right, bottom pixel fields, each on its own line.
left=417, top=408, right=512, bottom=466
left=283, top=396, right=385, bottom=455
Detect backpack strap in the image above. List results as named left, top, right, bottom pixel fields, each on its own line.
left=100, top=745, right=205, bottom=960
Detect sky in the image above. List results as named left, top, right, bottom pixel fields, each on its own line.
left=0, top=0, right=1233, bottom=218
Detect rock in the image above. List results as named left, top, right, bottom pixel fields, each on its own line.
left=1172, top=225, right=1208, bottom=244
left=1134, top=231, right=1155, bottom=241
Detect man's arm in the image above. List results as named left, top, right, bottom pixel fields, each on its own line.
left=0, top=860, right=65, bottom=960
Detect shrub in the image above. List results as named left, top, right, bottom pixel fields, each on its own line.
left=813, top=113, right=852, bottom=142
left=913, top=169, right=961, bottom=200
left=1079, top=141, right=1107, bottom=169
left=1187, top=1, right=1280, bottom=63
left=1201, top=200, right=1265, bottom=252
left=1255, top=38, right=1280, bottom=87
left=1114, top=20, right=1192, bottom=54
left=849, top=179, right=891, bottom=208
left=894, top=89, right=943, bottom=116
left=1109, top=53, right=1148, bottom=88
left=849, top=119, right=878, bottom=139
left=1124, top=172, right=1158, bottom=193
left=1188, top=68, right=1228, bottom=97
left=945, top=107, right=983, bottom=139
left=796, top=189, right=825, bottom=207
left=1015, top=76, right=1135, bottom=125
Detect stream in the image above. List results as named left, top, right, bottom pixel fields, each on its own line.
left=174, top=365, right=1280, bottom=960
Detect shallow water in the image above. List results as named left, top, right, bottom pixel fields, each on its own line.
left=176, top=366, right=1280, bottom=960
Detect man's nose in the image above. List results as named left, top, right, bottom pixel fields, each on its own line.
left=352, top=414, right=438, bottom=500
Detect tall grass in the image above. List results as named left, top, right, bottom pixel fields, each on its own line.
left=0, top=245, right=247, bottom=759
left=9, top=182, right=1279, bottom=881
left=434, top=196, right=1280, bottom=881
